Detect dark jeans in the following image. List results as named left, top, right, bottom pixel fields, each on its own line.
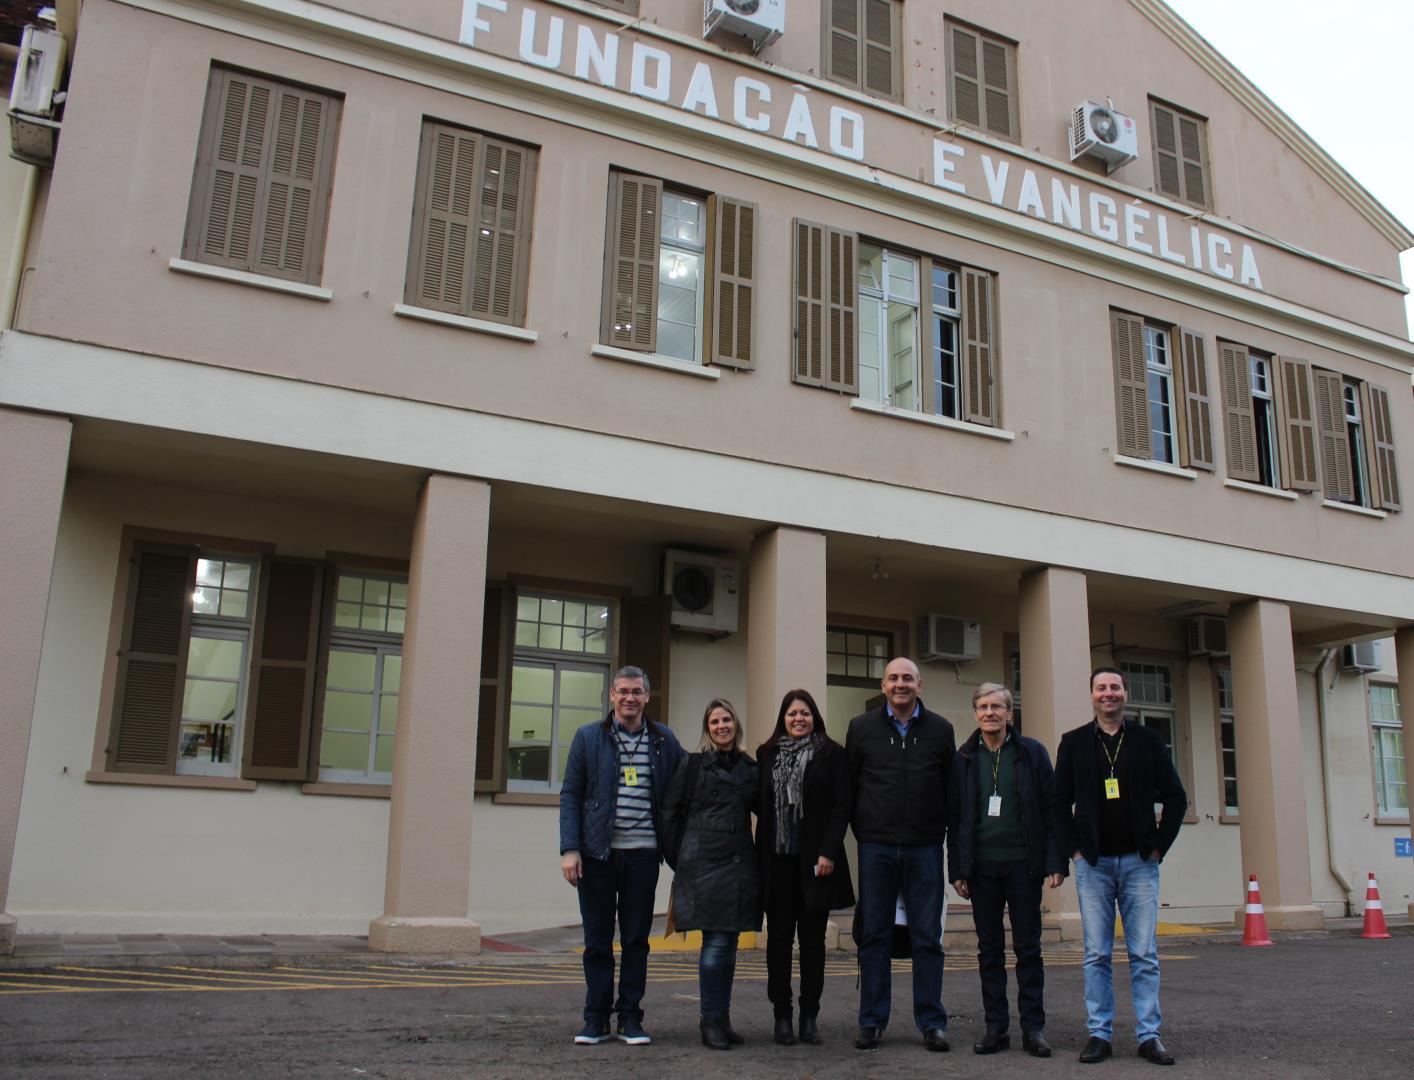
left=857, top=841, right=947, bottom=1033
left=699, top=930, right=740, bottom=1020
left=578, top=848, right=660, bottom=1023
left=969, top=858, right=1045, bottom=1035
left=766, top=853, right=830, bottom=1020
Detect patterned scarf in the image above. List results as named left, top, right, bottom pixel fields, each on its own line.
left=771, top=732, right=821, bottom=853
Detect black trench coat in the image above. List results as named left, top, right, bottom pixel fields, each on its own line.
left=756, top=740, right=856, bottom=913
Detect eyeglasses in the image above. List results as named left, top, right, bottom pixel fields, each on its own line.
left=975, top=704, right=1010, bottom=714
left=612, top=688, right=647, bottom=698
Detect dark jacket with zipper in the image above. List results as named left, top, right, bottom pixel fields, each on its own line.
left=947, top=727, right=1067, bottom=881
left=846, top=701, right=955, bottom=846
left=755, top=739, right=856, bottom=913
left=1050, top=718, right=1188, bottom=867
left=661, top=750, right=762, bottom=932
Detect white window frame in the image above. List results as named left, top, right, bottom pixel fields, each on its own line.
left=1249, top=353, right=1279, bottom=488
left=1143, top=325, right=1177, bottom=465
left=176, top=555, right=257, bottom=778
left=929, top=264, right=963, bottom=421
left=1369, top=682, right=1406, bottom=819
left=1215, top=666, right=1238, bottom=819
left=1342, top=379, right=1372, bottom=507
left=858, top=244, right=921, bottom=411
left=656, top=189, right=707, bottom=364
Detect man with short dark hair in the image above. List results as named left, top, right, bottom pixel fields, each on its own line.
left=1051, top=666, right=1187, bottom=1066
left=559, top=665, right=685, bottom=1047
left=847, top=657, right=956, bottom=1053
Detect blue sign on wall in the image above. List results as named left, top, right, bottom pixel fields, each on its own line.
left=1396, top=837, right=1413, bottom=858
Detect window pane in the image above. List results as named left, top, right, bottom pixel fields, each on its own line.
left=826, top=653, right=847, bottom=676
left=335, top=602, right=362, bottom=629
left=512, top=664, right=555, bottom=705
left=386, top=607, right=406, bottom=636
left=179, top=722, right=235, bottom=763
left=389, top=581, right=409, bottom=607
left=858, top=243, right=882, bottom=290
left=564, top=602, right=586, bottom=627
left=561, top=669, right=606, bottom=709
left=183, top=680, right=238, bottom=722
left=338, top=575, right=363, bottom=602
left=328, top=649, right=376, bottom=691
left=382, top=654, right=402, bottom=694
left=379, top=693, right=399, bottom=734
left=517, top=596, right=540, bottom=621
left=538, top=624, right=563, bottom=650
left=321, top=729, right=370, bottom=771
left=562, top=626, right=585, bottom=652
left=192, top=587, right=220, bottom=614
left=846, top=656, right=867, bottom=678
left=218, top=590, right=248, bottom=618
left=583, top=628, right=608, bottom=655
left=888, top=253, right=918, bottom=301
left=515, top=620, right=538, bottom=647
left=187, top=636, right=243, bottom=679
left=363, top=579, right=390, bottom=606
left=223, top=563, right=252, bottom=591
left=361, top=606, right=388, bottom=633
left=374, top=734, right=396, bottom=774
left=324, top=690, right=372, bottom=731
left=196, top=559, right=224, bottom=586
left=826, top=631, right=846, bottom=653
left=847, top=633, right=867, bottom=655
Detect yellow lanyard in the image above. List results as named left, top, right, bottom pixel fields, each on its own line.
left=1099, top=727, right=1124, bottom=778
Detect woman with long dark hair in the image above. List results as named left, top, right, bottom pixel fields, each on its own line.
left=756, top=688, right=854, bottom=1046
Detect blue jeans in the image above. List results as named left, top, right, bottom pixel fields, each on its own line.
left=699, top=930, right=740, bottom=1020
left=1073, top=853, right=1162, bottom=1042
left=857, top=841, right=947, bottom=1033
left=578, top=848, right=660, bottom=1024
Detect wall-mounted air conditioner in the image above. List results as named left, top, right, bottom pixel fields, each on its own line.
left=1187, top=615, right=1229, bottom=657
left=1341, top=641, right=1380, bottom=673
left=661, top=549, right=739, bottom=635
left=919, top=614, right=981, bottom=663
left=1069, top=100, right=1138, bottom=173
left=703, top=0, right=784, bottom=53
left=8, top=24, right=67, bottom=167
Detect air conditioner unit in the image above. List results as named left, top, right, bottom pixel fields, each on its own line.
left=919, top=614, right=981, bottom=663
left=661, top=550, right=739, bottom=635
left=9, top=25, right=66, bottom=118
left=1187, top=615, right=1229, bottom=657
left=703, top=0, right=784, bottom=53
left=1341, top=641, right=1381, bottom=673
left=1069, top=100, right=1138, bottom=173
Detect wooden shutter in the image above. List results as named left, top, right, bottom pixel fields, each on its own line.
left=825, top=226, right=857, bottom=392
left=1218, top=341, right=1258, bottom=482
left=623, top=596, right=671, bottom=729
left=1110, top=311, right=1151, bottom=459
left=408, top=125, right=479, bottom=315
left=1151, top=102, right=1182, bottom=201
left=826, top=0, right=861, bottom=88
left=711, top=196, right=756, bottom=369
left=1362, top=383, right=1402, bottom=511
left=980, top=34, right=1016, bottom=138
left=1313, top=369, right=1353, bottom=502
left=603, top=172, right=662, bottom=352
left=1275, top=356, right=1319, bottom=491
left=254, top=83, right=337, bottom=282
left=862, top=0, right=898, bottom=100
left=243, top=559, right=323, bottom=780
left=949, top=22, right=1015, bottom=137
left=109, top=546, right=196, bottom=773
left=470, top=138, right=535, bottom=324
left=961, top=267, right=996, bottom=426
left=191, top=72, right=272, bottom=272
left=1177, top=114, right=1208, bottom=207
left=1179, top=328, right=1214, bottom=470
left=948, top=24, right=982, bottom=129
left=793, top=219, right=826, bottom=386
left=475, top=583, right=505, bottom=791
left=1151, top=100, right=1207, bottom=207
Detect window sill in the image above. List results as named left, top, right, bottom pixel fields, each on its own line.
left=1218, top=815, right=1240, bottom=825
left=493, top=792, right=560, bottom=806
left=591, top=344, right=721, bottom=380
left=1374, top=814, right=1410, bottom=826
left=168, top=258, right=333, bottom=301
left=301, top=781, right=391, bottom=799
left=1321, top=500, right=1387, bottom=520
left=393, top=303, right=538, bottom=342
left=1114, top=455, right=1197, bottom=480
left=848, top=398, right=1015, bottom=441
left=1224, top=479, right=1298, bottom=501
left=85, top=769, right=257, bottom=791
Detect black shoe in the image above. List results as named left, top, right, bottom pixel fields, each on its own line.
left=722, top=1015, right=745, bottom=1045
left=574, top=1018, right=612, bottom=1045
left=700, top=1018, right=730, bottom=1051
left=1079, top=1036, right=1113, bottom=1063
left=774, top=1015, right=797, bottom=1045
left=973, top=1030, right=1010, bottom=1054
left=616, top=1017, right=651, bottom=1045
left=799, top=1016, right=821, bottom=1045
left=1137, top=1037, right=1175, bottom=1066
left=855, top=1026, right=882, bottom=1051
left=924, top=1027, right=951, bottom=1052
left=1023, top=1031, right=1053, bottom=1058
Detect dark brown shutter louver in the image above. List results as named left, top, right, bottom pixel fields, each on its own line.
left=1180, top=328, right=1214, bottom=470
left=949, top=26, right=982, bottom=129
left=1276, top=357, right=1320, bottom=491
left=825, top=227, right=858, bottom=393
left=1364, top=384, right=1401, bottom=510
left=254, top=87, right=328, bottom=280
left=1312, top=370, right=1353, bottom=502
left=197, top=75, right=270, bottom=270
left=475, top=584, right=504, bottom=789
left=1177, top=115, right=1207, bottom=207
left=827, top=0, right=861, bottom=88
left=962, top=267, right=996, bottom=426
left=792, top=219, right=826, bottom=386
left=712, top=197, right=756, bottom=369
left=1110, top=311, right=1151, bottom=459
left=1152, top=103, right=1181, bottom=200
left=412, top=126, right=479, bottom=313
left=110, top=547, right=196, bottom=772
left=1151, top=99, right=1208, bottom=208
left=604, top=173, right=662, bottom=352
left=980, top=38, right=1015, bottom=139
left=243, top=559, right=322, bottom=780
left=862, top=0, right=897, bottom=99
left=1218, top=341, right=1259, bottom=483
left=470, top=140, right=532, bottom=324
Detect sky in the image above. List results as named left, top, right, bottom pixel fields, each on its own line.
left=1163, top=0, right=1414, bottom=335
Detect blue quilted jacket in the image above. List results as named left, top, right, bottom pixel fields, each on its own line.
left=558, top=714, right=686, bottom=862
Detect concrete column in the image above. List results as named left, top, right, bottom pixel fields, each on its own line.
left=1395, top=627, right=1414, bottom=920
left=0, top=408, right=72, bottom=954
left=745, top=527, right=826, bottom=750
left=369, top=474, right=490, bottom=953
left=1017, top=566, right=1091, bottom=939
left=1228, top=599, right=1324, bottom=930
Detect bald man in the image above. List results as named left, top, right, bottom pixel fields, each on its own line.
left=846, top=657, right=957, bottom=1053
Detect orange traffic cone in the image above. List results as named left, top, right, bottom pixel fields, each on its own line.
left=1360, top=873, right=1391, bottom=939
left=1241, top=874, right=1274, bottom=947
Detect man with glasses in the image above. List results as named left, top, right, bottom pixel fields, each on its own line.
left=559, top=665, right=686, bottom=1047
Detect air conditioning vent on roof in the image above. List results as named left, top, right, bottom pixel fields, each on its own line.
left=703, top=0, right=784, bottom=53
left=1069, top=100, right=1138, bottom=173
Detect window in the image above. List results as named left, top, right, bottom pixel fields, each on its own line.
left=507, top=592, right=613, bottom=793
left=945, top=18, right=1019, bottom=140
left=1312, top=369, right=1402, bottom=510
left=316, top=573, right=407, bottom=783
left=824, top=0, right=901, bottom=102
left=1149, top=99, right=1210, bottom=209
left=106, top=541, right=323, bottom=781
left=794, top=220, right=999, bottom=425
left=826, top=627, right=892, bottom=682
left=601, top=173, right=755, bottom=368
left=404, top=122, right=537, bottom=326
left=1369, top=683, right=1406, bottom=817
left=1215, top=666, right=1238, bottom=818
left=1119, top=659, right=1191, bottom=813
left=182, top=67, right=341, bottom=285
left=1110, top=312, right=1213, bottom=469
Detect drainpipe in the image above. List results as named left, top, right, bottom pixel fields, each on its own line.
left=1314, top=647, right=1353, bottom=914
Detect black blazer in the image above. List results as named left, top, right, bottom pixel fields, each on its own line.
left=1050, top=719, right=1188, bottom=867
left=948, top=727, right=1067, bottom=881
left=756, top=739, right=856, bottom=912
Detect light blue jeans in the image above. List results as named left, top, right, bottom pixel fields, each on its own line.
left=1073, top=853, right=1162, bottom=1042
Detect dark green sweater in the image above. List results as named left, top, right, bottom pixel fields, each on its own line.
left=975, top=737, right=1026, bottom=862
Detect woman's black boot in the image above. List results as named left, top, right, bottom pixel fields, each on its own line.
left=700, top=1018, right=731, bottom=1051
left=774, top=1015, right=797, bottom=1046
left=722, top=1014, right=745, bottom=1045
left=799, top=1016, right=821, bottom=1044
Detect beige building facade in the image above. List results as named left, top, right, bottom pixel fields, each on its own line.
left=1, top=0, right=1411, bottom=952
